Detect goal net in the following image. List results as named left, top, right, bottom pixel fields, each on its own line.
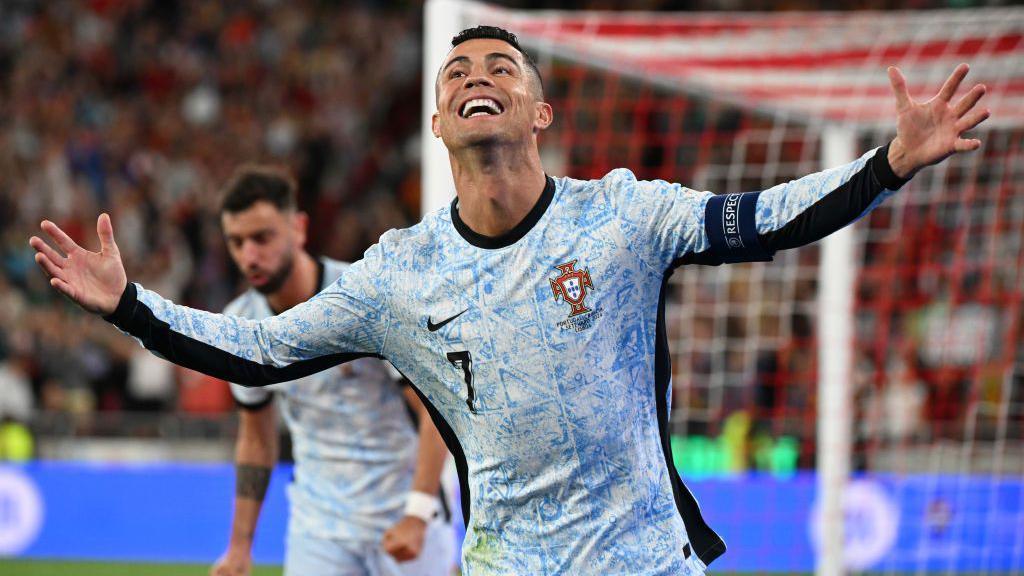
left=423, top=3, right=1024, bottom=573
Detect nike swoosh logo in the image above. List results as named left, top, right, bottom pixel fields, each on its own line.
left=427, top=309, right=468, bottom=332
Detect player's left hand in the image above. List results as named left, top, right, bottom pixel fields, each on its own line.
left=887, top=63, right=989, bottom=179
left=382, top=515, right=427, bottom=562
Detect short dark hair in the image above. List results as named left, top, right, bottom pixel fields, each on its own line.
left=220, top=165, right=297, bottom=215
left=450, top=25, right=544, bottom=96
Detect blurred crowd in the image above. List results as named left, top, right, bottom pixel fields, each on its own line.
left=0, top=0, right=423, bottom=434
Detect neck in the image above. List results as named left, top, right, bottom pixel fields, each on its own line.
left=266, top=251, right=318, bottom=314
left=449, top=140, right=547, bottom=237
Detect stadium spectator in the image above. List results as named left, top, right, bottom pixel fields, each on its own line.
left=0, top=1, right=422, bottom=421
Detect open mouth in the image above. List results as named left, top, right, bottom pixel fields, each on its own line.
left=460, top=98, right=504, bottom=118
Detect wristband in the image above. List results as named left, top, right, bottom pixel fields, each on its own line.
left=404, top=491, right=440, bottom=522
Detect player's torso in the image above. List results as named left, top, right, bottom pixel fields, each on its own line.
left=383, top=178, right=700, bottom=574
left=272, top=357, right=417, bottom=538
left=229, top=259, right=418, bottom=540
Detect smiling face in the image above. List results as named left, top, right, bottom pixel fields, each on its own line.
left=432, top=38, right=552, bottom=152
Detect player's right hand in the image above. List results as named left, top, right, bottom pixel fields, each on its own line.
left=29, top=213, right=127, bottom=316
left=211, top=548, right=253, bottom=576
left=382, top=515, right=428, bottom=562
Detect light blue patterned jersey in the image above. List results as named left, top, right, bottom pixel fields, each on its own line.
left=106, top=146, right=906, bottom=575
left=224, top=258, right=418, bottom=543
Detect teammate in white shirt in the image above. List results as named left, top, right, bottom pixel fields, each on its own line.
left=202, top=165, right=454, bottom=576
left=32, top=25, right=989, bottom=575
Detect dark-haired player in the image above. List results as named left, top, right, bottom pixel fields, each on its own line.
left=31, top=25, right=989, bottom=575
left=205, top=165, right=453, bottom=576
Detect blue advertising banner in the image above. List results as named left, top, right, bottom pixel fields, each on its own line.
left=0, top=462, right=290, bottom=564
left=0, top=463, right=1020, bottom=572
left=696, top=473, right=1023, bottom=573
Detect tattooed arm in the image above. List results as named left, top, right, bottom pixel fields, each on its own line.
left=211, top=401, right=278, bottom=576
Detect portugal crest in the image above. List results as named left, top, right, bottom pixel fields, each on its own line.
left=549, top=260, right=594, bottom=317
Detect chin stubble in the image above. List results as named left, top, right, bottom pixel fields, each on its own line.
left=252, top=253, right=295, bottom=295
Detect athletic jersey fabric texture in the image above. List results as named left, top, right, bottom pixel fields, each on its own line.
left=225, top=258, right=419, bottom=542
left=106, top=145, right=908, bottom=575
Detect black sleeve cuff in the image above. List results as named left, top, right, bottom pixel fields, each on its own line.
left=871, top=142, right=912, bottom=191
left=103, top=282, right=139, bottom=328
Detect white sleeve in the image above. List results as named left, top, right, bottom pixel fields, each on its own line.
left=104, top=242, right=394, bottom=387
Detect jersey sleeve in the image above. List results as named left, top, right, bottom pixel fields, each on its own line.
left=218, top=297, right=276, bottom=407
left=103, top=242, right=394, bottom=387
left=612, top=143, right=909, bottom=271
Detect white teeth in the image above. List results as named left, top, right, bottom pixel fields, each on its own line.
left=461, top=98, right=502, bottom=118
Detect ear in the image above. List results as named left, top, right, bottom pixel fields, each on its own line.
left=431, top=112, right=442, bottom=138
left=533, top=101, right=553, bottom=133
left=293, top=211, right=309, bottom=248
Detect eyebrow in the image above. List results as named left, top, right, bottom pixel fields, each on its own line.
left=486, top=52, right=520, bottom=69
left=442, top=52, right=521, bottom=74
left=442, top=55, right=470, bottom=73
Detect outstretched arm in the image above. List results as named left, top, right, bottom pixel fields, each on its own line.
left=615, top=64, right=989, bottom=269
left=752, top=64, right=989, bottom=256
left=29, top=217, right=392, bottom=386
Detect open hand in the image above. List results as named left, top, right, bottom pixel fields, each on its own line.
left=382, top=515, right=427, bottom=562
left=887, top=63, right=989, bottom=179
left=29, top=213, right=128, bottom=316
